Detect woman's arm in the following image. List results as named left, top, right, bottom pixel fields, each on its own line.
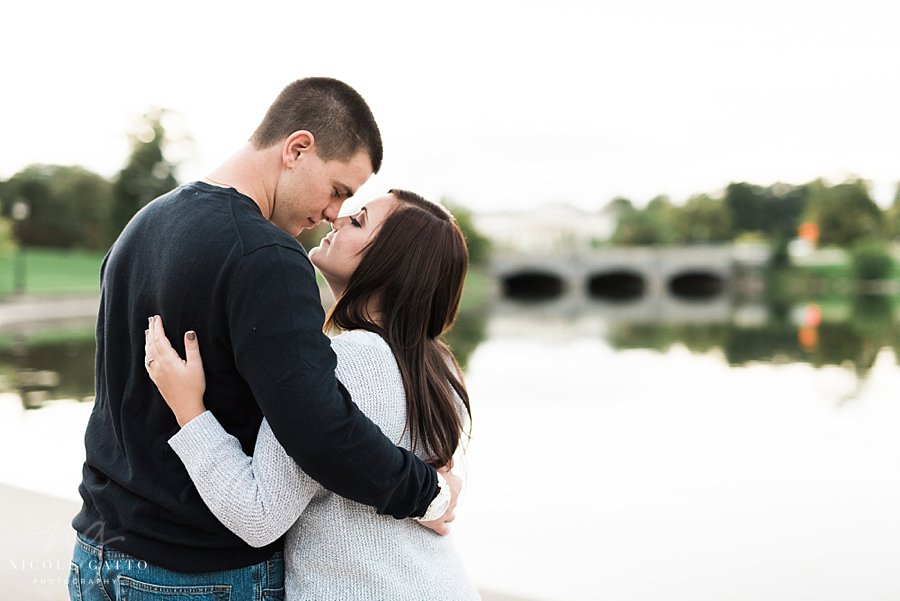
left=145, top=317, right=320, bottom=546
left=168, top=412, right=318, bottom=547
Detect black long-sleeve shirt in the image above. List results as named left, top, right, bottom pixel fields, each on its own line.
left=73, top=182, right=437, bottom=572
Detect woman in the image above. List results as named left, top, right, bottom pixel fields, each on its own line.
left=144, top=189, right=479, bottom=600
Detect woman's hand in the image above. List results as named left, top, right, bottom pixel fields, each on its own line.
left=144, top=315, right=207, bottom=427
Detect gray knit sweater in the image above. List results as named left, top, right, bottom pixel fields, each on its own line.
left=169, top=330, right=479, bottom=600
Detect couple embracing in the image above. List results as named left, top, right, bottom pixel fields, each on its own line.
left=69, top=77, right=480, bottom=600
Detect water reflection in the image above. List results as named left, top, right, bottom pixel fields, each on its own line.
left=491, top=291, right=899, bottom=390
left=0, top=323, right=96, bottom=408
left=5, top=293, right=896, bottom=408
left=608, top=294, right=899, bottom=379
left=0, top=305, right=493, bottom=408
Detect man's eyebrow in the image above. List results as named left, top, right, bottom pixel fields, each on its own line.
left=336, top=183, right=355, bottom=198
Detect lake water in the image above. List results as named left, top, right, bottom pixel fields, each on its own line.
left=2, top=296, right=899, bottom=601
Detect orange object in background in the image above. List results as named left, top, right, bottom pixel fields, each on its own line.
left=798, top=221, right=820, bottom=245
left=798, top=325, right=818, bottom=349
left=804, top=303, right=822, bottom=327
left=798, top=303, right=821, bottom=349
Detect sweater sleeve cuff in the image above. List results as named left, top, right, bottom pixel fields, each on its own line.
left=168, top=410, right=228, bottom=459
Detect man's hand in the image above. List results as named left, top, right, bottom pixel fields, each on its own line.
left=417, top=466, right=462, bottom=536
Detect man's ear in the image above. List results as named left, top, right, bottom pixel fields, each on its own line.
left=282, top=130, right=316, bottom=166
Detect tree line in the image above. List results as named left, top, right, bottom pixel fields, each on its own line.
left=0, top=110, right=493, bottom=269
left=1, top=110, right=897, bottom=268
left=0, top=110, right=177, bottom=252
left=610, top=178, right=900, bottom=249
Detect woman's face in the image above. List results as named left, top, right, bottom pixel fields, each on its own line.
left=309, top=194, right=399, bottom=293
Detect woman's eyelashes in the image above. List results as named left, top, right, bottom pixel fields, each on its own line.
left=349, top=214, right=362, bottom=228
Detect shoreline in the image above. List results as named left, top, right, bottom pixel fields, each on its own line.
left=0, top=294, right=100, bottom=334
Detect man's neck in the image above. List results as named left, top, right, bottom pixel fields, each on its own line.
left=206, top=144, right=276, bottom=219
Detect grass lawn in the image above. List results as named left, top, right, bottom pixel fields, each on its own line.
left=0, top=248, right=495, bottom=308
left=0, top=248, right=104, bottom=297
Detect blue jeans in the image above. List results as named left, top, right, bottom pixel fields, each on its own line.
left=68, top=533, right=284, bottom=601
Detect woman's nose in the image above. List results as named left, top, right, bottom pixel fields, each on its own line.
left=331, top=215, right=349, bottom=230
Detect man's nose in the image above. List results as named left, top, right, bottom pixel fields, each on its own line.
left=323, top=200, right=344, bottom=225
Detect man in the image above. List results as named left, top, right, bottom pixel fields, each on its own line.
left=70, top=77, right=459, bottom=600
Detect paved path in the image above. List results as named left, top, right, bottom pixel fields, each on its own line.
left=1, top=484, right=533, bottom=601
left=0, top=484, right=80, bottom=600
left=0, top=295, right=100, bottom=333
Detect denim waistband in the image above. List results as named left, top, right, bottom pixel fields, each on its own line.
left=75, top=532, right=284, bottom=565
left=75, top=533, right=134, bottom=560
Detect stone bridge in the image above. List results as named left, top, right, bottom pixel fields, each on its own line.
left=490, top=244, right=768, bottom=305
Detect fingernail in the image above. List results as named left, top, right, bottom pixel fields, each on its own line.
left=186, top=331, right=196, bottom=341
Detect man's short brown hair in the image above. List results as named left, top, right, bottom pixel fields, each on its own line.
left=250, top=77, right=383, bottom=172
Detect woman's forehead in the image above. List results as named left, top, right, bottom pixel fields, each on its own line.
left=360, top=195, right=400, bottom=216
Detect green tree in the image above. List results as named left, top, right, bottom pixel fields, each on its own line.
left=109, top=109, right=179, bottom=243
left=724, top=181, right=807, bottom=240
left=766, top=182, right=808, bottom=240
left=850, top=239, right=894, bottom=280
left=612, top=195, right=676, bottom=246
left=443, top=200, right=491, bottom=267
left=724, top=182, right=767, bottom=235
left=1, top=164, right=113, bottom=249
left=52, top=166, right=115, bottom=249
left=804, top=178, right=883, bottom=246
left=0, top=216, right=15, bottom=255
left=885, top=182, right=900, bottom=240
left=672, top=193, right=732, bottom=243
left=607, top=196, right=635, bottom=218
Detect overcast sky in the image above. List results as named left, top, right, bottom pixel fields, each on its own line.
left=2, top=0, right=899, bottom=212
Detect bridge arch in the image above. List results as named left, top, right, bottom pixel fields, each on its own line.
left=667, top=270, right=726, bottom=299
left=587, top=270, right=646, bottom=302
left=501, top=270, right=566, bottom=301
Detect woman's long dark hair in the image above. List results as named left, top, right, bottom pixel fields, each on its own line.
left=324, top=189, right=470, bottom=467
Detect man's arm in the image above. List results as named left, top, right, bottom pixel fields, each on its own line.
left=228, top=245, right=438, bottom=518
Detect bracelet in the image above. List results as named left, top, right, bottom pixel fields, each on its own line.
left=414, top=470, right=451, bottom=522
